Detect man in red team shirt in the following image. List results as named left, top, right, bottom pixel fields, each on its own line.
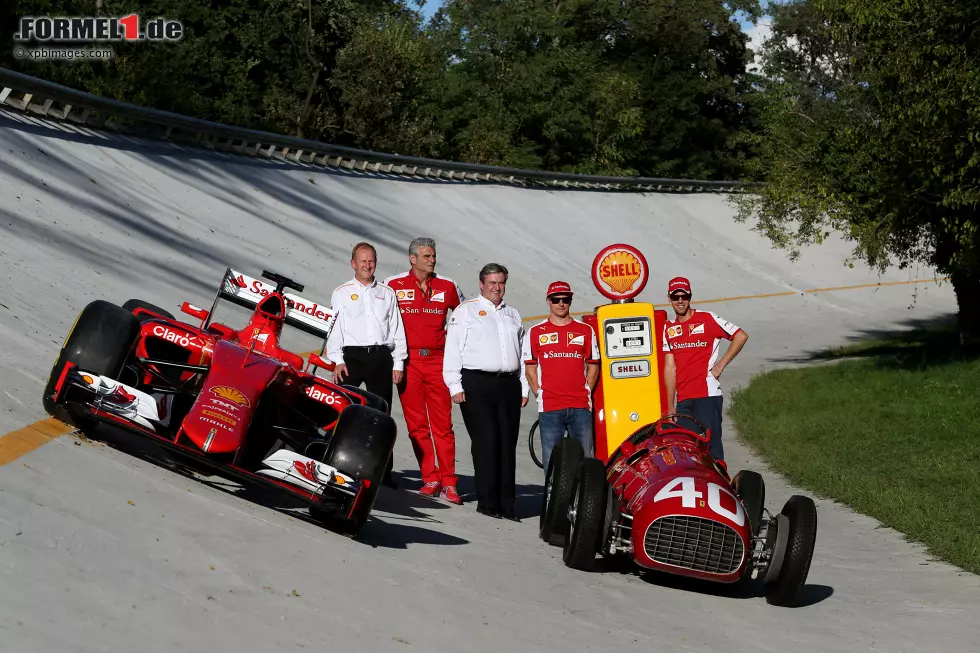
left=523, top=281, right=600, bottom=475
left=384, top=238, right=466, bottom=504
left=662, top=277, right=749, bottom=463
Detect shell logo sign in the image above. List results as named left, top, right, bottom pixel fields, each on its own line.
left=591, top=244, right=649, bottom=301
left=211, top=385, right=250, bottom=407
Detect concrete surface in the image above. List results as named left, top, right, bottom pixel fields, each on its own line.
left=1, top=107, right=978, bottom=652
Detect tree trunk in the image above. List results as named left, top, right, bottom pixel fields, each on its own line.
left=951, top=270, right=980, bottom=346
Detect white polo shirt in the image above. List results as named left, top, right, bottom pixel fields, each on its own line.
left=443, top=294, right=529, bottom=397
left=326, top=277, right=408, bottom=371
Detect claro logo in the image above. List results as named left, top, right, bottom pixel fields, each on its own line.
left=305, top=386, right=341, bottom=405
left=152, top=325, right=200, bottom=348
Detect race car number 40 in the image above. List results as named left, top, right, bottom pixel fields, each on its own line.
left=653, top=476, right=745, bottom=527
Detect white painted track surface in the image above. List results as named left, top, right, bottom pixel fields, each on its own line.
left=1, top=108, right=978, bottom=652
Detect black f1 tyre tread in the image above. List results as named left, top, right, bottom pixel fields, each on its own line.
left=765, top=495, right=818, bottom=607
left=42, top=300, right=141, bottom=427
left=338, top=384, right=389, bottom=415
left=539, top=438, right=584, bottom=545
left=322, top=404, right=397, bottom=533
left=732, top=470, right=766, bottom=537
left=563, top=458, right=609, bottom=571
left=121, top=299, right=176, bottom=321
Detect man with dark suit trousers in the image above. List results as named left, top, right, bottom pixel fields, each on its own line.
left=327, top=241, right=408, bottom=486
left=443, top=263, right=529, bottom=520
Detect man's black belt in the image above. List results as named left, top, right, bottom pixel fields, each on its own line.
left=463, top=368, right=519, bottom=377
left=343, top=345, right=389, bottom=354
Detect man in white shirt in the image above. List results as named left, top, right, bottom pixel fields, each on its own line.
left=327, top=242, right=408, bottom=485
left=443, top=263, right=529, bottom=520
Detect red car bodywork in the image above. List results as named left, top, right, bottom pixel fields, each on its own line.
left=45, top=268, right=390, bottom=529
left=605, top=421, right=749, bottom=582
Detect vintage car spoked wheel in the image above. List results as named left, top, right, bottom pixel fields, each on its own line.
left=762, top=495, right=818, bottom=606
left=563, top=458, right=609, bottom=571
left=528, top=419, right=543, bottom=468
left=539, top=438, right=584, bottom=545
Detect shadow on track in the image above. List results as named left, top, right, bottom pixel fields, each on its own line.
left=79, top=422, right=469, bottom=548
left=582, top=554, right=834, bottom=607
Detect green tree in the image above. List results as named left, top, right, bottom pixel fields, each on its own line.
left=733, top=0, right=980, bottom=341
left=331, top=7, right=445, bottom=156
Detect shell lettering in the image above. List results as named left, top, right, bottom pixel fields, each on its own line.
left=599, top=250, right=642, bottom=294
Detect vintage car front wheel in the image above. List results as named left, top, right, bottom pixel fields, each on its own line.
left=563, top=457, right=609, bottom=571
left=764, top=495, right=818, bottom=606
left=539, top=437, right=584, bottom=545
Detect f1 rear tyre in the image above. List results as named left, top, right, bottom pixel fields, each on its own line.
left=42, top=300, right=140, bottom=428
left=321, top=404, right=397, bottom=533
left=339, top=384, right=389, bottom=415
left=539, top=438, right=584, bottom=545
left=764, top=495, right=817, bottom=606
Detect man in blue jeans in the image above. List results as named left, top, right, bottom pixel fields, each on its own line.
left=522, top=281, right=600, bottom=474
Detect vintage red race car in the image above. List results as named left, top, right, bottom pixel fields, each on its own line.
left=42, top=267, right=397, bottom=534
left=540, top=415, right=817, bottom=607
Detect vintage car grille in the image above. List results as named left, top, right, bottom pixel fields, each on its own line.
left=643, top=515, right=743, bottom=574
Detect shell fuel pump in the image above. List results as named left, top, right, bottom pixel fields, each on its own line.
left=585, top=244, right=669, bottom=463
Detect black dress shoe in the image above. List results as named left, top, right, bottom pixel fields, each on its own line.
left=382, top=472, right=399, bottom=489
left=499, top=509, right=520, bottom=522
left=476, top=504, right=501, bottom=518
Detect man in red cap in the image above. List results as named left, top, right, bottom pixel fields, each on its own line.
left=661, top=276, right=749, bottom=462
left=522, top=281, right=600, bottom=475
left=384, top=237, right=466, bottom=504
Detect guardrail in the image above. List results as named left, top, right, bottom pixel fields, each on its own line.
left=0, top=66, right=762, bottom=193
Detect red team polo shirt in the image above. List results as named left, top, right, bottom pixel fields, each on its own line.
left=523, top=319, right=600, bottom=412
left=383, top=272, right=464, bottom=351
left=661, top=309, right=742, bottom=402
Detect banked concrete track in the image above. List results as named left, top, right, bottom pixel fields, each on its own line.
left=1, top=107, right=978, bottom=653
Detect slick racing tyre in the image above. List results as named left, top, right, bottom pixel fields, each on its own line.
left=42, top=300, right=141, bottom=428
left=339, top=384, right=389, bottom=415
left=539, top=437, right=584, bottom=545
left=321, top=404, right=397, bottom=534
left=121, top=299, right=175, bottom=321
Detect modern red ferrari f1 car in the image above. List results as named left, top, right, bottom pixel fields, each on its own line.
left=42, top=267, right=397, bottom=534
left=540, top=415, right=817, bottom=607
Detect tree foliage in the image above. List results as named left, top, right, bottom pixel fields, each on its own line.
left=1, top=0, right=762, bottom=179
left=732, top=0, right=980, bottom=339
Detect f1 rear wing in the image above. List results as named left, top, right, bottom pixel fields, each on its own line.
left=208, top=267, right=336, bottom=340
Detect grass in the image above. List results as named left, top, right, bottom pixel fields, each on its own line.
left=730, top=326, right=980, bottom=574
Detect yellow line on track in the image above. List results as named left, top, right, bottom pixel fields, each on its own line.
left=0, top=418, right=73, bottom=466
left=521, top=276, right=949, bottom=323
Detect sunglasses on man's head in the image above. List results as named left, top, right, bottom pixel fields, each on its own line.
left=549, top=296, right=572, bottom=304
left=670, top=293, right=691, bottom=301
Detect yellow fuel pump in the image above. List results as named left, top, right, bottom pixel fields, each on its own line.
left=588, top=245, right=668, bottom=461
